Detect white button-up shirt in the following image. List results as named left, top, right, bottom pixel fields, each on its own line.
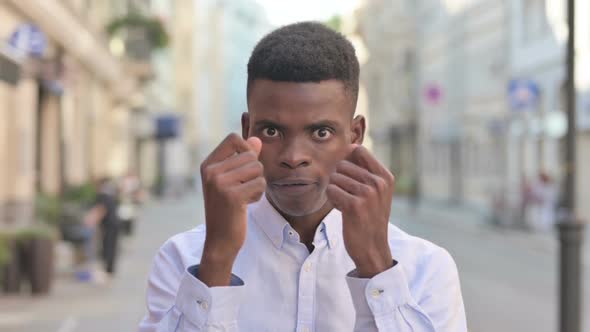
left=139, top=195, right=467, bottom=331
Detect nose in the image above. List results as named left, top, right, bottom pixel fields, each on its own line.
left=279, top=137, right=311, bottom=169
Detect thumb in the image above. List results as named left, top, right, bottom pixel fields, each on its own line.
left=246, top=136, right=262, bottom=156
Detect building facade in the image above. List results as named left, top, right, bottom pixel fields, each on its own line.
left=355, top=0, right=419, bottom=195
left=192, top=0, right=270, bottom=164
left=0, top=0, right=146, bottom=227
left=356, top=0, right=590, bottom=223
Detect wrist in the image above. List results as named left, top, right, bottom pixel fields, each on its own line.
left=198, top=244, right=238, bottom=287
left=353, top=248, right=394, bottom=278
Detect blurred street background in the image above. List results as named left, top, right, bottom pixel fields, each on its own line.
left=0, top=0, right=588, bottom=331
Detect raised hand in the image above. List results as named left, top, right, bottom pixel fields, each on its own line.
left=198, top=133, right=265, bottom=286
left=327, top=145, right=395, bottom=278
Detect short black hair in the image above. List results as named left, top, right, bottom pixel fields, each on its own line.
left=247, top=21, right=360, bottom=109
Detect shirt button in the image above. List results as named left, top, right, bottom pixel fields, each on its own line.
left=304, top=262, right=312, bottom=272
left=370, top=289, right=383, bottom=298
left=288, top=231, right=294, bottom=236
left=198, top=300, right=209, bottom=310
left=302, top=327, right=310, bottom=332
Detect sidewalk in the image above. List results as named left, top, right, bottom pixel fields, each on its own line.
left=0, top=194, right=204, bottom=332
left=391, top=196, right=590, bottom=332
left=392, top=196, right=590, bottom=267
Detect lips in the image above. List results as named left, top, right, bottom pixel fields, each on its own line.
left=272, top=178, right=315, bottom=186
left=271, top=178, right=317, bottom=195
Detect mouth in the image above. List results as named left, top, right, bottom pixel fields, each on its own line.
left=271, top=178, right=317, bottom=195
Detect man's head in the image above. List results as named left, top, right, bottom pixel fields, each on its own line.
left=242, top=22, right=365, bottom=218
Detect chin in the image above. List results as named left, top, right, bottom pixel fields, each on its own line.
left=268, top=190, right=328, bottom=218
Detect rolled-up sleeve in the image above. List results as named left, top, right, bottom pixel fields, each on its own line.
left=345, top=248, right=467, bottom=332
left=139, top=238, right=245, bottom=332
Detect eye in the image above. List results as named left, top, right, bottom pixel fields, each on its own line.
left=262, top=127, right=279, bottom=138
left=312, top=127, right=333, bottom=140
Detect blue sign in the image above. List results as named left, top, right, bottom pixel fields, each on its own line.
left=156, top=115, right=181, bottom=139
left=508, top=79, right=540, bottom=111
left=8, top=24, right=47, bottom=58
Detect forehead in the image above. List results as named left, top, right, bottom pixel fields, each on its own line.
left=247, top=79, right=351, bottom=123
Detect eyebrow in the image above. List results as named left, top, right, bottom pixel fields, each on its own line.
left=304, top=120, right=341, bottom=130
left=253, top=120, right=342, bottom=131
left=253, top=120, right=287, bottom=131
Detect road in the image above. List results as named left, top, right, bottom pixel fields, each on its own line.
left=0, top=194, right=588, bottom=331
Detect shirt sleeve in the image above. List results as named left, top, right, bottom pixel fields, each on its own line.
left=138, top=238, right=245, bottom=331
left=345, top=247, right=467, bottom=332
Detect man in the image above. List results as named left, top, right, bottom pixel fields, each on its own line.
left=83, top=178, right=120, bottom=280
left=140, top=22, right=467, bottom=331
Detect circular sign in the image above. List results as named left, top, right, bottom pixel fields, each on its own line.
left=8, top=23, right=47, bottom=58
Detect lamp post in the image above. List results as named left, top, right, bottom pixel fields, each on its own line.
left=558, top=0, right=585, bottom=331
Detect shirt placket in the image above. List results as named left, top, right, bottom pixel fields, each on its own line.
left=296, top=252, right=317, bottom=332
left=295, top=225, right=331, bottom=332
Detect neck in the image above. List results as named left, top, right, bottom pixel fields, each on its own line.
left=269, top=199, right=334, bottom=250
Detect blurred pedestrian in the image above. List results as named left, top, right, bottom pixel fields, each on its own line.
left=519, top=174, right=533, bottom=229
left=84, top=178, right=121, bottom=279
left=526, top=171, right=558, bottom=231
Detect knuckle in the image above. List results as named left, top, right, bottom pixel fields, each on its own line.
left=242, top=150, right=257, bottom=161
left=254, top=161, right=264, bottom=173
left=348, top=198, right=361, bottom=210
left=385, top=171, right=395, bottom=184
left=356, top=183, right=369, bottom=195
left=202, top=164, right=215, bottom=182
left=329, top=173, right=338, bottom=184
left=373, top=176, right=387, bottom=192
left=211, top=173, right=226, bottom=188
left=227, top=133, right=240, bottom=142
left=365, top=184, right=377, bottom=196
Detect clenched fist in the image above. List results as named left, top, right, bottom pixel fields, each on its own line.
left=327, top=145, right=395, bottom=278
left=198, top=133, right=265, bottom=286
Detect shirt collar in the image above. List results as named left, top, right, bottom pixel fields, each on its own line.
left=250, top=194, right=342, bottom=250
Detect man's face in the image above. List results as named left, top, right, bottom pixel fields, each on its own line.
left=243, top=79, right=364, bottom=217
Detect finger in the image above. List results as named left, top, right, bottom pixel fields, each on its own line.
left=348, top=145, right=389, bottom=176
left=223, top=160, right=264, bottom=184
left=326, top=183, right=357, bottom=212
left=246, top=136, right=262, bottom=157
left=329, top=172, right=371, bottom=196
left=336, top=160, right=378, bottom=186
left=235, top=176, right=267, bottom=203
left=208, top=149, right=259, bottom=175
left=206, top=133, right=253, bottom=163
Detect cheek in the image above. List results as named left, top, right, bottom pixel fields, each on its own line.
left=257, top=148, right=276, bottom=172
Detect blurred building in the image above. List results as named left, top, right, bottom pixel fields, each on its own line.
left=0, top=0, right=151, bottom=227
left=355, top=0, right=418, bottom=195
left=414, top=0, right=511, bottom=210
left=356, top=0, right=590, bottom=222
left=508, top=0, right=590, bottom=222
left=192, top=0, right=270, bottom=164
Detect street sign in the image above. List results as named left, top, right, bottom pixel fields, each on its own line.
left=424, top=83, right=443, bottom=106
left=8, top=23, right=47, bottom=58
left=156, top=115, right=181, bottom=139
left=508, top=79, right=540, bottom=111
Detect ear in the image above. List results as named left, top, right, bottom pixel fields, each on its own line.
left=241, top=112, right=250, bottom=140
left=351, top=115, right=366, bottom=144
